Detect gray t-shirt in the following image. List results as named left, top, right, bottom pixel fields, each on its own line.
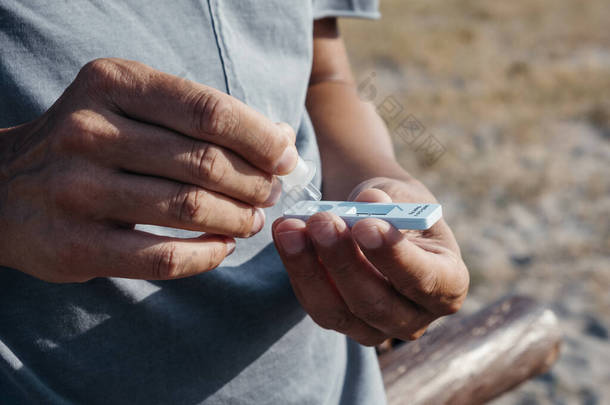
left=0, top=1, right=386, bottom=404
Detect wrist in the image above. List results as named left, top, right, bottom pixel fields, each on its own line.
left=321, top=160, right=414, bottom=200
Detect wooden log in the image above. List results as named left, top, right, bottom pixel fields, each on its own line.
left=379, top=295, right=562, bottom=405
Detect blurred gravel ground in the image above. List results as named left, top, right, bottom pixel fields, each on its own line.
left=341, top=1, right=610, bottom=403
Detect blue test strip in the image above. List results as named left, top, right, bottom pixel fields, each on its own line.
left=283, top=201, right=442, bottom=230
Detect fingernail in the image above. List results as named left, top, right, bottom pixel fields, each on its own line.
left=226, top=240, right=236, bottom=255
left=274, top=146, right=298, bottom=174
left=251, top=208, right=266, bottom=234
left=276, top=231, right=305, bottom=255
left=354, top=224, right=384, bottom=249
left=309, top=220, right=339, bottom=248
left=263, top=177, right=282, bottom=206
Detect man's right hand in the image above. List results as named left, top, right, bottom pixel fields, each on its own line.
left=0, top=58, right=297, bottom=283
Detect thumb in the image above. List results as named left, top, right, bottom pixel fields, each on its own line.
left=351, top=188, right=393, bottom=203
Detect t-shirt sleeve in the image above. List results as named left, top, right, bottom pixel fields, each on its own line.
left=312, top=0, right=380, bottom=20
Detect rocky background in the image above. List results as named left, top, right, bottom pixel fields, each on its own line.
left=341, top=1, right=610, bottom=403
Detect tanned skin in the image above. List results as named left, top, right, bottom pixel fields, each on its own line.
left=272, top=19, right=469, bottom=345
left=0, top=18, right=468, bottom=345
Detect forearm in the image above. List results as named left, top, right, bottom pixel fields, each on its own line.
left=306, top=18, right=411, bottom=200
left=306, top=80, right=410, bottom=199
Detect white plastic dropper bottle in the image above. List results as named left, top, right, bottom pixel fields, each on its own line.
left=279, top=157, right=321, bottom=207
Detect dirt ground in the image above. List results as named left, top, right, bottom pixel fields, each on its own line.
left=341, top=1, right=610, bottom=403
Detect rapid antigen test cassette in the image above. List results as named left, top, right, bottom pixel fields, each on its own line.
left=283, top=201, right=442, bottom=230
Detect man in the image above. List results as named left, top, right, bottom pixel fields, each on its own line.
left=0, top=1, right=469, bottom=403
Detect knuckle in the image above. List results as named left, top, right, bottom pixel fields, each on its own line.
left=396, top=274, right=436, bottom=299
left=153, top=243, right=181, bottom=279
left=171, top=186, right=210, bottom=225
left=255, top=128, right=280, bottom=168
left=191, top=90, right=239, bottom=137
left=55, top=110, right=108, bottom=153
left=235, top=207, right=256, bottom=238
left=204, top=245, right=225, bottom=271
left=190, top=143, right=226, bottom=186
left=314, top=310, right=354, bottom=332
left=438, top=298, right=463, bottom=316
left=417, top=277, right=438, bottom=297
left=78, top=58, right=141, bottom=100
left=350, top=297, right=390, bottom=325
left=80, top=58, right=116, bottom=78
left=427, top=260, right=469, bottom=316
left=249, top=174, right=273, bottom=205
left=394, top=275, right=464, bottom=316
left=78, top=58, right=121, bottom=89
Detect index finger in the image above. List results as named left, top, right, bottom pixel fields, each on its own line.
left=79, top=58, right=298, bottom=174
left=351, top=218, right=469, bottom=316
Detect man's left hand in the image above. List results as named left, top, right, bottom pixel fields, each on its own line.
left=272, top=177, right=469, bottom=346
